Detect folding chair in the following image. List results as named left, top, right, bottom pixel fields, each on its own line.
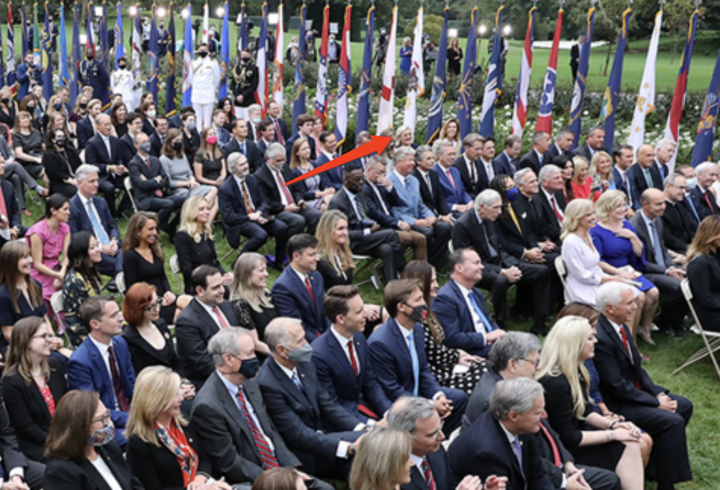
left=124, top=177, right=139, bottom=213
left=555, top=256, right=568, bottom=291
left=353, top=255, right=383, bottom=290
left=672, top=278, right=720, bottom=380
left=49, top=290, right=67, bottom=333
left=116, top=272, right=127, bottom=296
left=169, top=254, right=184, bottom=291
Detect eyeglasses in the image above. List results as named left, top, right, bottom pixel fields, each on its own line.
left=669, top=184, right=687, bottom=190
left=144, top=300, right=162, bottom=311
left=518, top=357, right=540, bottom=368
left=32, top=333, right=56, bottom=341
left=92, top=411, right=111, bottom=424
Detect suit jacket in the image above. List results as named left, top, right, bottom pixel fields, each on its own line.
left=362, top=180, right=406, bottom=229
left=256, top=358, right=362, bottom=475
left=519, top=149, right=543, bottom=174
left=2, top=355, right=67, bottom=462
left=285, top=134, right=317, bottom=162
left=367, top=318, right=444, bottom=400
left=269, top=117, right=290, bottom=143
left=533, top=188, right=566, bottom=245
left=218, top=175, right=272, bottom=248
left=84, top=133, right=123, bottom=174
left=413, top=168, right=451, bottom=216
left=328, top=188, right=379, bottom=232
left=44, top=149, right=83, bottom=198
left=451, top=211, right=516, bottom=271
left=612, top=167, right=640, bottom=209
left=76, top=116, right=95, bottom=150
left=0, top=386, right=35, bottom=474
left=452, top=155, right=485, bottom=197
left=430, top=163, right=472, bottom=214
left=433, top=279, right=497, bottom=357
left=387, top=173, right=434, bottom=225
left=254, top=163, right=304, bottom=216
left=175, top=299, right=239, bottom=389
left=661, top=200, right=696, bottom=253
left=122, top=318, right=181, bottom=375
left=573, top=143, right=609, bottom=163
left=448, top=411, right=555, bottom=490
left=689, top=186, right=720, bottom=220
left=190, top=372, right=301, bottom=483
left=67, top=336, right=136, bottom=437
left=401, top=447, right=458, bottom=490
left=594, top=315, right=667, bottom=411
left=68, top=193, right=121, bottom=241
left=630, top=163, right=663, bottom=196
left=493, top=152, right=518, bottom=177
left=543, top=144, right=571, bottom=165
left=570, top=44, right=580, bottom=68
left=465, top=371, right=502, bottom=426
left=271, top=268, right=329, bottom=342
left=497, top=202, right=540, bottom=258
left=315, top=152, right=343, bottom=191
left=44, top=441, right=143, bottom=490
left=128, top=153, right=171, bottom=207
left=255, top=139, right=271, bottom=156
left=222, top=138, right=263, bottom=172
left=118, top=133, right=138, bottom=167
left=312, top=330, right=392, bottom=420
left=149, top=131, right=164, bottom=158
left=629, top=213, right=673, bottom=272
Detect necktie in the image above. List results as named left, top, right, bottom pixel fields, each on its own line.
left=539, top=423, right=561, bottom=467
left=510, top=158, right=517, bottom=174
left=644, top=169, right=653, bottom=188
left=108, top=345, right=130, bottom=412
left=86, top=201, right=110, bottom=246
left=511, top=438, right=525, bottom=480
left=485, top=162, right=494, bottom=181
left=236, top=388, right=280, bottom=469
left=481, top=224, right=498, bottom=258
left=705, top=191, right=715, bottom=211
left=422, top=459, right=436, bottom=490
left=685, top=196, right=701, bottom=225
left=619, top=326, right=634, bottom=364
left=241, top=142, right=246, bottom=155
left=104, top=136, right=112, bottom=159
left=648, top=221, right=665, bottom=267
left=212, top=307, right=229, bottom=328
left=240, top=180, right=255, bottom=213
left=425, top=174, right=433, bottom=196
left=508, top=206, right=522, bottom=234
left=273, top=119, right=284, bottom=146
left=405, top=178, right=414, bottom=200
left=304, top=276, right=315, bottom=303
left=347, top=340, right=359, bottom=377
left=622, top=172, right=633, bottom=206
left=374, top=185, right=390, bottom=215
left=468, top=160, right=476, bottom=184
left=468, top=292, right=494, bottom=333
left=274, top=170, right=295, bottom=205
left=256, top=126, right=261, bottom=140
left=354, top=195, right=368, bottom=220
left=407, top=332, right=420, bottom=396
left=551, top=196, right=564, bottom=223
left=446, top=169, right=456, bottom=190
left=292, top=371, right=305, bottom=392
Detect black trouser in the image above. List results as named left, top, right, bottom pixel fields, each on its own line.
left=140, top=195, right=186, bottom=233
left=644, top=272, right=687, bottom=331
left=238, top=219, right=289, bottom=265
left=412, top=220, right=452, bottom=270
left=350, top=229, right=405, bottom=282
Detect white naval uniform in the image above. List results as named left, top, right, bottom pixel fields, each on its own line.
left=189, top=57, right=221, bottom=131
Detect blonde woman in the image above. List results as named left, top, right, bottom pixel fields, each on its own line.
left=686, top=214, right=720, bottom=332
left=448, top=37, right=463, bottom=75
left=570, top=156, right=594, bottom=200
left=349, top=427, right=412, bottom=490
left=394, top=125, right=416, bottom=149
left=175, top=196, right=231, bottom=294
left=439, top=119, right=462, bottom=152
left=590, top=191, right=659, bottom=343
left=289, top=138, right=334, bottom=210
left=126, top=366, right=231, bottom=490
left=590, top=151, right=615, bottom=195
left=400, top=37, right=413, bottom=75
left=230, top=253, right=274, bottom=355
left=539, top=316, right=649, bottom=490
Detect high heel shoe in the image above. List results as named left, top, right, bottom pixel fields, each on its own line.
left=638, top=330, right=655, bottom=345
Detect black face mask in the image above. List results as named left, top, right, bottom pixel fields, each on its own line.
left=1, top=98, right=9, bottom=105
left=118, top=64, right=127, bottom=70
left=172, top=141, right=183, bottom=152
left=404, top=303, right=427, bottom=323
left=238, top=357, right=260, bottom=379
left=241, top=57, right=251, bottom=64
left=198, top=51, right=208, bottom=58
left=79, top=103, right=88, bottom=110
left=55, top=138, right=67, bottom=148
left=27, top=105, right=35, bottom=110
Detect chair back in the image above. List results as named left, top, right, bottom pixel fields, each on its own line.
left=124, top=177, right=139, bottom=213
left=116, top=272, right=126, bottom=296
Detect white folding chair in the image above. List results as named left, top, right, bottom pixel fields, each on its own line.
left=116, top=272, right=126, bottom=296
left=554, top=255, right=568, bottom=291
left=169, top=254, right=184, bottom=291
left=672, top=278, right=720, bottom=380
left=124, top=177, right=138, bottom=213
left=50, top=290, right=66, bottom=332
left=352, top=255, right=382, bottom=290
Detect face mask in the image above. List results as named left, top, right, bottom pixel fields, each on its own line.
left=284, top=342, right=313, bottom=364
left=87, top=54, right=95, bottom=60
left=79, top=103, right=87, bottom=110
left=506, top=187, right=520, bottom=201
left=55, top=138, right=67, bottom=148
left=139, top=142, right=152, bottom=154
left=205, top=135, right=218, bottom=145
left=27, top=104, right=36, bottom=110
left=241, top=57, right=251, bottom=65
left=187, top=121, right=197, bottom=131
left=252, top=116, right=261, bottom=124
left=147, top=110, right=157, bottom=118
left=238, top=357, right=260, bottom=378
left=686, top=178, right=697, bottom=190
left=172, top=141, right=183, bottom=152
left=198, top=51, right=208, bottom=58
left=89, top=423, right=115, bottom=446
left=53, top=103, right=62, bottom=111
left=1, top=98, right=9, bottom=105
left=118, top=64, right=127, bottom=70
left=404, top=303, right=427, bottom=323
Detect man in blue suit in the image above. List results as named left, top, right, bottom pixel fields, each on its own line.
left=222, top=119, right=263, bottom=172
left=218, top=153, right=287, bottom=269
left=76, top=99, right=103, bottom=150
left=368, top=279, right=468, bottom=435
left=67, top=296, right=136, bottom=446
left=266, top=100, right=290, bottom=145
left=85, top=114, right=129, bottom=217
left=493, top=135, right=522, bottom=177
left=433, top=141, right=473, bottom=213
left=68, top=165, right=122, bottom=277
left=17, top=52, right=42, bottom=101
left=543, top=128, right=575, bottom=164
left=433, top=248, right=505, bottom=357
left=316, top=131, right=343, bottom=191
left=285, top=114, right=317, bottom=162
left=313, top=285, right=392, bottom=422
left=255, top=119, right=276, bottom=156
left=388, top=146, right=452, bottom=269
left=271, top=234, right=330, bottom=342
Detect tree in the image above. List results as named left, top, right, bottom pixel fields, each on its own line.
left=664, top=0, right=704, bottom=64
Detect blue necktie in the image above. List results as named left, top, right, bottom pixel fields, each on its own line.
left=511, top=438, right=525, bottom=482
left=407, top=331, right=420, bottom=396
left=291, top=371, right=304, bottom=393
left=649, top=222, right=666, bottom=268
left=468, top=292, right=494, bottom=332
left=86, top=200, right=110, bottom=246
left=241, top=142, right=246, bottom=155
left=685, top=196, right=701, bottom=224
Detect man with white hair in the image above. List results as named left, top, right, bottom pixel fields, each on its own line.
left=688, top=161, right=720, bottom=219
left=533, top=164, right=566, bottom=248
left=594, top=282, right=693, bottom=490
left=654, top=139, right=677, bottom=180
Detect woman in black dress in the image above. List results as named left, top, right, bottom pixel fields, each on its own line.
left=138, top=100, right=157, bottom=136
left=402, top=260, right=487, bottom=395
left=193, top=127, right=227, bottom=189
left=538, top=315, right=649, bottom=489
left=447, top=37, right=463, bottom=75
left=230, top=252, right=274, bottom=356
left=123, top=212, right=192, bottom=324
left=42, top=129, right=82, bottom=198
left=110, top=102, right=129, bottom=138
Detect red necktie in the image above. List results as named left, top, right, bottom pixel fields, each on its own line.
left=347, top=340, right=359, bottom=377
left=705, top=191, right=714, bottom=211
left=422, top=459, right=437, bottom=490
left=446, top=169, right=456, bottom=190
left=551, top=197, right=564, bottom=222
left=236, top=388, right=280, bottom=469
left=274, top=170, right=295, bottom=205
left=108, top=345, right=130, bottom=412
left=213, top=307, right=229, bottom=328
left=539, top=423, right=561, bottom=467
left=305, top=276, right=315, bottom=303
left=274, top=119, right=285, bottom=146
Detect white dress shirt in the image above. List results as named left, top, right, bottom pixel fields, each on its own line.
left=196, top=299, right=231, bottom=329
left=330, top=326, right=360, bottom=375
left=455, top=280, right=489, bottom=337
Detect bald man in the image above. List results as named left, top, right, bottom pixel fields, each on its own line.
left=629, top=189, right=687, bottom=336
left=630, top=145, right=663, bottom=196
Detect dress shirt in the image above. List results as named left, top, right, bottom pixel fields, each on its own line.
left=534, top=149, right=545, bottom=166
left=463, top=155, right=476, bottom=183
left=498, top=420, right=520, bottom=448
left=366, top=181, right=391, bottom=215
left=270, top=166, right=290, bottom=206
left=455, top=280, right=489, bottom=337
left=216, top=370, right=274, bottom=451
left=640, top=210, right=668, bottom=269
left=196, top=299, right=231, bottom=329
left=291, top=265, right=310, bottom=287
left=321, top=150, right=335, bottom=161
left=410, top=453, right=427, bottom=478
left=344, top=188, right=372, bottom=235
left=396, top=322, right=444, bottom=401
left=330, top=326, right=361, bottom=375
left=481, top=158, right=495, bottom=181
left=79, top=192, right=110, bottom=238
left=103, top=135, right=112, bottom=158
left=88, top=335, right=119, bottom=410
left=541, top=187, right=564, bottom=221
left=234, top=175, right=256, bottom=211
left=417, top=169, right=433, bottom=195
left=394, top=170, right=412, bottom=192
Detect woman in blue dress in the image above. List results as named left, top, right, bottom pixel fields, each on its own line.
left=399, top=37, right=412, bottom=74
left=590, top=190, right=660, bottom=345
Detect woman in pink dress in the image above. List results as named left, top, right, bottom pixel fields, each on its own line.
left=26, top=194, right=71, bottom=303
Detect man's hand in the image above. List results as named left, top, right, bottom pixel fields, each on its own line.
left=285, top=204, right=301, bottom=212
left=565, top=465, right=590, bottom=490
left=433, top=394, right=453, bottom=417
left=667, top=267, right=685, bottom=280
left=440, top=215, right=455, bottom=225
left=414, top=219, right=430, bottom=227
left=483, top=475, right=508, bottom=490
left=398, top=221, right=411, bottom=231
left=524, top=248, right=544, bottom=263
left=486, top=330, right=506, bottom=344
left=455, top=475, right=483, bottom=490
left=456, top=204, right=469, bottom=213
left=502, top=267, right=522, bottom=283
left=248, top=211, right=263, bottom=222
left=426, top=216, right=438, bottom=226
left=658, top=394, right=677, bottom=412
left=2, top=479, right=30, bottom=490
left=371, top=223, right=381, bottom=232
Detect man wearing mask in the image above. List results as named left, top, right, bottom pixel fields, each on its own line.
left=110, top=57, right=135, bottom=112
left=247, top=104, right=262, bottom=142
left=231, top=50, right=258, bottom=122
left=80, top=47, right=110, bottom=107
left=327, top=34, right=340, bottom=64
left=47, top=15, right=59, bottom=53
left=157, top=21, right=169, bottom=58
left=188, top=43, right=220, bottom=132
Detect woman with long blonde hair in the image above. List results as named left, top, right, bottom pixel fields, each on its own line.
left=315, top=210, right=356, bottom=288
left=539, top=316, right=648, bottom=490
left=230, top=253, right=274, bottom=355
left=590, top=151, right=615, bottom=196
left=686, top=214, right=720, bottom=331
left=350, top=428, right=412, bottom=490
left=289, top=138, right=334, bottom=211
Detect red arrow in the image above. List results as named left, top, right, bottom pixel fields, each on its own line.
left=285, top=135, right=393, bottom=186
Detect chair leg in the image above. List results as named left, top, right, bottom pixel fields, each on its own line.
left=672, top=337, right=720, bottom=376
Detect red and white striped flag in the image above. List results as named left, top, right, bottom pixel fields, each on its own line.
left=511, top=7, right=536, bottom=137
left=377, top=6, right=397, bottom=132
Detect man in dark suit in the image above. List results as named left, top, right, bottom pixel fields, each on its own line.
left=219, top=153, right=288, bottom=269
left=255, top=142, right=322, bottom=236
left=543, top=128, right=575, bottom=164
left=573, top=126, right=609, bottom=162
left=247, top=104, right=262, bottom=142
left=167, top=105, right=194, bottom=129
left=514, top=168, right=558, bottom=256
left=493, top=135, right=522, bottom=177
left=368, top=279, right=468, bottom=434
left=412, top=145, right=454, bottom=220
left=519, top=131, right=551, bottom=174
left=0, top=157, right=25, bottom=251
left=230, top=51, right=259, bottom=121
left=452, top=133, right=486, bottom=197
left=118, top=113, right=145, bottom=165
left=175, top=266, right=240, bottom=389
left=285, top=114, right=317, bottom=162
left=613, top=145, right=640, bottom=212
left=631, top=144, right=664, bottom=196
left=315, top=131, right=344, bottom=191
left=255, top=119, right=277, bottom=156
left=431, top=142, right=472, bottom=215
left=271, top=234, right=330, bottom=342
left=478, top=137, right=502, bottom=184
left=222, top=118, right=263, bottom=172
left=534, top=164, right=566, bottom=247
left=16, top=52, right=42, bottom=101
left=257, top=317, right=365, bottom=478
left=654, top=139, right=677, bottom=181
left=328, top=165, right=404, bottom=281
left=433, top=248, right=504, bottom=357
left=594, top=282, right=693, bottom=490
left=313, top=285, right=392, bottom=422
left=148, top=116, right=168, bottom=158
left=570, top=35, right=583, bottom=81
left=266, top=100, right=289, bottom=145
left=68, top=165, right=122, bottom=277
left=690, top=161, right=720, bottom=220
left=67, top=296, right=135, bottom=446
left=76, top=99, right=103, bottom=150
left=629, top=189, right=687, bottom=336
left=84, top=114, right=128, bottom=217
left=662, top=173, right=696, bottom=254
left=127, top=132, right=186, bottom=235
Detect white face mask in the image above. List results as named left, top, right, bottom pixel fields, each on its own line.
left=147, top=110, right=157, bottom=118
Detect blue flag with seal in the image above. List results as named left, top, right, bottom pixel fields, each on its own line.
left=457, top=6, right=478, bottom=139
left=70, top=1, right=80, bottom=104
left=218, top=1, right=229, bottom=99
left=114, top=1, right=123, bottom=68
left=146, top=4, right=160, bottom=102
left=292, top=2, right=307, bottom=130
left=165, top=2, right=177, bottom=116
left=182, top=4, right=192, bottom=107
left=355, top=4, right=373, bottom=139
left=42, top=0, right=53, bottom=101
left=239, top=3, right=247, bottom=51
left=21, top=3, right=29, bottom=58
left=691, top=45, right=720, bottom=166
left=568, top=7, right=595, bottom=151
left=479, top=6, right=504, bottom=137
left=600, top=8, right=631, bottom=151
left=426, top=6, right=449, bottom=144
left=59, top=1, right=69, bottom=88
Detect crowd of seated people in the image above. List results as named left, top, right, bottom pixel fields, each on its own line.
left=0, top=82, right=707, bottom=490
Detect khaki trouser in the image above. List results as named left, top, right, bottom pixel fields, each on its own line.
left=396, top=230, right=428, bottom=262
